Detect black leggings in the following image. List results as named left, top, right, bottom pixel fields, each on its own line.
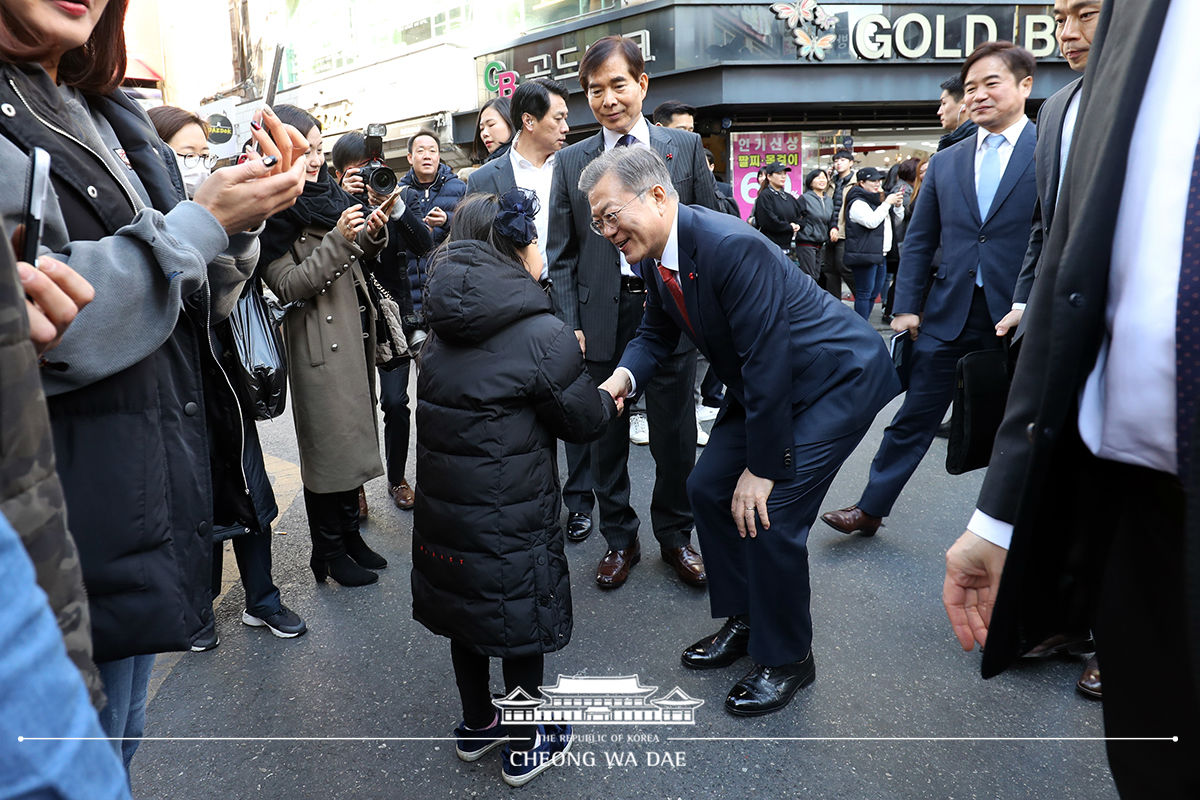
left=450, top=640, right=543, bottom=750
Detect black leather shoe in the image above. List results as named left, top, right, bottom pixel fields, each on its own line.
left=681, top=617, right=750, bottom=670
left=566, top=512, right=592, bottom=543
left=724, top=653, right=816, bottom=717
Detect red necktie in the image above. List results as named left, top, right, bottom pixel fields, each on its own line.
left=657, top=261, right=696, bottom=337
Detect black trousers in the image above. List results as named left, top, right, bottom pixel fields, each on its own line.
left=821, top=239, right=855, bottom=298
left=377, top=360, right=411, bottom=486
left=1089, top=459, right=1199, bottom=797
left=858, top=288, right=1001, bottom=517
left=210, top=533, right=281, bottom=619
left=450, top=640, right=543, bottom=750
left=689, top=405, right=871, bottom=666
left=583, top=287, right=696, bottom=550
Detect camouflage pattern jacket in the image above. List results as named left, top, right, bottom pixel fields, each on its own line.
left=0, top=244, right=103, bottom=708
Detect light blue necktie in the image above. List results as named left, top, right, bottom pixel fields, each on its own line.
left=975, top=133, right=1005, bottom=287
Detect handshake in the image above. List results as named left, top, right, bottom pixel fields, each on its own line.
left=598, top=370, right=633, bottom=415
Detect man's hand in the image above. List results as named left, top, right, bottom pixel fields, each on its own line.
left=574, top=329, right=586, bottom=356
left=340, top=166, right=366, bottom=196
left=890, top=312, right=921, bottom=340
left=731, top=469, right=775, bottom=539
left=943, top=530, right=1009, bottom=651
left=599, top=370, right=631, bottom=415
left=995, top=307, right=1023, bottom=337
left=19, top=257, right=94, bottom=354
left=423, top=207, right=447, bottom=230
left=829, top=228, right=840, bottom=243
left=790, top=222, right=801, bottom=233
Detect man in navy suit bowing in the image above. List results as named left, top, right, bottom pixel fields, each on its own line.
left=587, top=147, right=900, bottom=716
left=822, top=42, right=1039, bottom=537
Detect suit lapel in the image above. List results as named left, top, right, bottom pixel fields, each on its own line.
left=982, top=123, right=1036, bottom=225
left=955, top=138, right=983, bottom=226
left=1045, top=79, right=1083, bottom=201
left=649, top=124, right=687, bottom=185
left=499, top=155, right=515, bottom=191
left=675, top=205, right=702, bottom=342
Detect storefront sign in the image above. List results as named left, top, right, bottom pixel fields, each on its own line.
left=773, top=3, right=1058, bottom=62
left=729, top=132, right=823, bottom=219
left=477, top=27, right=656, bottom=104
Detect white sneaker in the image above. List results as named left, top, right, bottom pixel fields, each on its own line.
left=696, top=420, right=709, bottom=447
left=629, top=413, right=650, bottom=446
left=696, top=405, right=719, bottom=422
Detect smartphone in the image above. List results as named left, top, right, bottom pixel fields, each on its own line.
left=379, top=190, right=400, bottom=217
left=263, top=44, right=283, bottom=108
left=21, top=147, right=51, bottom=264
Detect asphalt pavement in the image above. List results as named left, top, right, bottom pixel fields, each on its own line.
left=130, top=315, right=1117, bottom=800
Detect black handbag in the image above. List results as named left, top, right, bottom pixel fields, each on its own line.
left=366, top=270, right=410, bottom=371
left=229, top=279, right=288, bottom=420
left=946, top=343, right=1011, bottom=475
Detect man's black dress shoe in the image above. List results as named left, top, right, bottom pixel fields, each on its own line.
left=681, top=617, right=750, bottom=669
left=566, top=512, right=592, bottom=543
left=724, top=653, right=816, bottom=717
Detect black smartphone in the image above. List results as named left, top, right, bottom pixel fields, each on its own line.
left=21, top=147, right=51, bottom=264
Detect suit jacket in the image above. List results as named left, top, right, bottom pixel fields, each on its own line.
left=893, top=122, right=1037, bottom=341
left=547, top=122, right=719, bottom=363
left=465, top=154, right=515, bottom=196
left=974, top=0, right=1199, bottom=680
left=1012, top=77, right=1084, bottom=306
left=617, top=204, right=900, bottom=480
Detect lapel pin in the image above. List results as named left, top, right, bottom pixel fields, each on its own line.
left=666, top=153, right=673, bottom=160
left=688, top=272, right=696, bottom=280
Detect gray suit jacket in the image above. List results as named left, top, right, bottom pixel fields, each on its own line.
left=465, top=155, right=515, bottom=197
left=546, top=122, right=719, bottom=363
left=1012, top=76, right=1083, bottom=305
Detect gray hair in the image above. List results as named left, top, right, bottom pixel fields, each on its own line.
left=579, top=146, right=679, bottom=199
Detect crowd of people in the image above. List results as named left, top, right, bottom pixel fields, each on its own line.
left=1, top=0, right=1195, bottom=796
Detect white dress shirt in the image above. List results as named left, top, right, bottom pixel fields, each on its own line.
left=617, top=206, right=680, bottom=396
left=603, top=116, right=653, bottom=277
left=509, top=134, right=556, bottom=275
left=968, top=0, right=1200, bottom=550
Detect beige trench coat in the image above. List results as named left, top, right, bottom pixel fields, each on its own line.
left=262, top=223, right=386, bottom=493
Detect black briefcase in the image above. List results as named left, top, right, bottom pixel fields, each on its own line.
left=946, top=345, right=1011, bottom=475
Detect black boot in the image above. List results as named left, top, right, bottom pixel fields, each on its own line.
left=337, top=490, right=387, bottom=569
left=305, top=488, right=379, bottom=586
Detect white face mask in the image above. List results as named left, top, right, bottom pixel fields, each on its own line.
left=174, top=152, right=211, bottom=199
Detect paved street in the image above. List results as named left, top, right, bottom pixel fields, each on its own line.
left=131, top=335, right=1117, bottom=799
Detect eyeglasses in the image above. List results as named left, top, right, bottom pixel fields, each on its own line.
left=175, top=152, right=218, bottom=169
left=589, top=189, right=647, bottom=236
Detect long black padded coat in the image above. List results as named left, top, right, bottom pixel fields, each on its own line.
left=412, top=239, right=614, bottom=658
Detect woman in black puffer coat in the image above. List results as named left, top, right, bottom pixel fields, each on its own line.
left=412, top=189, right=613, bottom=779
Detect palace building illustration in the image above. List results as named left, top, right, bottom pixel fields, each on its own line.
left=492, top=675, right=705, bottom=725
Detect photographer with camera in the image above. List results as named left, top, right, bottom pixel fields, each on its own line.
left=333, top=127, right=434, bottom=514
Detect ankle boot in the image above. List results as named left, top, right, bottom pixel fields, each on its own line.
left=305, top=487, right=380, bottom=587
left=344, top=531, right=388, bottom=569
left=310, top=553, right=379, bottom=586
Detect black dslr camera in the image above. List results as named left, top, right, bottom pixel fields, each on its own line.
left=359, top=123, right=397, bottom=197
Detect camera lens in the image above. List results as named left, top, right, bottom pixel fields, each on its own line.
left=368, top=165, right=397, bottom=195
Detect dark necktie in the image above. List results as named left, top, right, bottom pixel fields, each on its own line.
left=1176, top=136, right=1200, bottom=479
left=615, top=134, right=636, bottom=148
left=657, top=261, right=695, bottom=338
